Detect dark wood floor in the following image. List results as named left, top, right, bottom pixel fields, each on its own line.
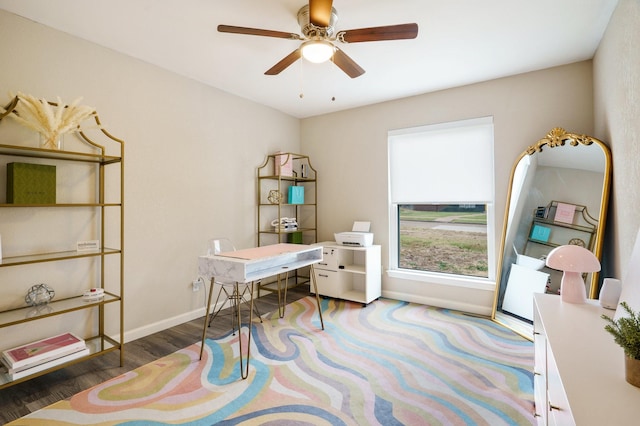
left=0, top=285, right=311, bottom=424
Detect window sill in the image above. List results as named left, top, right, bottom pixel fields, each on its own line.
left=386, top=269, right=496, bottom=291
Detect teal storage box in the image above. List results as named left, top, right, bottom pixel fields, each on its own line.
left=7, top=162, right=56, bottom=204
left=288, top=185, right=304, bottom=204
left=530, top=223, right=551, bottom=243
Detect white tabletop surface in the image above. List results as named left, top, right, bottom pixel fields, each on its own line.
left=535, top=293, right=640, bottom=425
left=198, top=243, right=322, bottom=283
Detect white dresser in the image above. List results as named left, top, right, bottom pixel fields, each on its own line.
left=533, top=293, right=640, bottom=425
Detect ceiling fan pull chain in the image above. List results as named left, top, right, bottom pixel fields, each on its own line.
left=299, top=59, right=305, bottom=99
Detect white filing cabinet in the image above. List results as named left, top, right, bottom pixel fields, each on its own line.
left=533, top=293, right=640, bottom=425
left=313, top=242, right=381, bottom=305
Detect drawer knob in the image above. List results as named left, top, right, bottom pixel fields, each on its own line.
left=549, top=401, right=561, bottom=411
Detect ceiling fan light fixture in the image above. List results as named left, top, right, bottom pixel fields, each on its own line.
left=301, top=40, right=334, bottom=63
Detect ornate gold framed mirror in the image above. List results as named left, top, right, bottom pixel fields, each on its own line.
left=492, top=127, right=612, bottom=338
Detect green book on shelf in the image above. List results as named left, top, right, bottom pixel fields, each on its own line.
left=287, top=231, right=303, bottom=244
left=7, top=162, right=56, bottom=204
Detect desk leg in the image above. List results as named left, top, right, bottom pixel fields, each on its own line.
left=238, top=280, right=255, bottom=380
left=280, top=271, right=289, bottom=318
left=275, top=271, right=291, bottom=318
left=199, top=277, right=216, bottom=360
left=276, top=273, right=286, bottom=318
left=310, top=264, right=325, bottom=330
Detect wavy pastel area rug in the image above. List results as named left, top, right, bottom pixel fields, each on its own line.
left=10, top=297, right=534, bottom=425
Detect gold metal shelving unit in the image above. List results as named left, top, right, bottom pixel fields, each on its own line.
left=524, top=200, right=597, bottom=255
left=0, top=97, right=124, bottom=389
left=256, top=152, right=317, bottom=295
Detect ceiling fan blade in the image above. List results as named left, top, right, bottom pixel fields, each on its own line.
left=338, top=23, right=418, bottom=43
left=218, top=25, right=301, bottom=40
left=265, top=49, right=302, bottom=75
left=331, top=47, right=365, bottom=79
left=309, top=0, right=334, bottom=27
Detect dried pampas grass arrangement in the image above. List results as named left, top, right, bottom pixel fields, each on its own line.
left=6, top=93, right=96, bottom=150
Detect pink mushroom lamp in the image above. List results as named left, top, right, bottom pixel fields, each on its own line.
left=545, top=245, right=601, bottom=304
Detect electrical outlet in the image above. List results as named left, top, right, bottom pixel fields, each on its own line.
left=192, top=279, right=201, bottom=292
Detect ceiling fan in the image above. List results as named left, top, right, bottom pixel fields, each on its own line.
left=217, top=0, right=418, bottom=78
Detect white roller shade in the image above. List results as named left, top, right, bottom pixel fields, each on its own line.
left=389, top=116, right=494, bottom=204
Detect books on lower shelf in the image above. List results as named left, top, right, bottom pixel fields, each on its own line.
left=1, top=347, right=90, bottom=380
left=1, top=332, right=88, bottom=379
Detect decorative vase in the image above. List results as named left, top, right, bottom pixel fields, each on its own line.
left=40, top=133, right=63, bottom=150
left=625, top=355, right=640, bottom=387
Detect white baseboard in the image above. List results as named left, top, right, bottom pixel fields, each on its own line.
left=381, top=290, right=493, bottom=317
left=123, top=307, right=207, bottom=343
left=122, top=290, right=253, bottom=344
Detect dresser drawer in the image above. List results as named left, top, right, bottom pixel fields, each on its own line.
left=313, top=269, right=342, bottom=298
left=317, top=246, right=340, bottom=270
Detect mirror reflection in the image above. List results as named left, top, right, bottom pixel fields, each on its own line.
left=493, top=127, right=612, bottom=337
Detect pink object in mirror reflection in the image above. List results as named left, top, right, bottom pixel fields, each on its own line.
left=545, top=245, right=601, bottom=304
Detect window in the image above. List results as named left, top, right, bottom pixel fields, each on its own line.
left=398, top=203, right=488, bottom=277
left=388, top=117, right=495, bottom=283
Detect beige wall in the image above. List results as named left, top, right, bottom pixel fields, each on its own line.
left=593, top=0, right=640, bottom=289
left=0, top=10, right=300, bottom=345
left=301, top=61, right=595, bottom=315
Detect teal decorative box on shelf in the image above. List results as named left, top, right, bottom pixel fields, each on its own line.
left=530, top=223, right=551, bottom=243
left=288, top=185, right=304, bottom=204
left=7, top=162, right=56, bottom=204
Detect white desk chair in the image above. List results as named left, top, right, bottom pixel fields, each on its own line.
left=206, top=238, right=262, bottom=333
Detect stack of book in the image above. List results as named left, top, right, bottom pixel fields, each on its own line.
left=1, top=332, right=89, bottom=380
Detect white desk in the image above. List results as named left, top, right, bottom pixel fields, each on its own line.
left=197, top=243, right=324, bottom=378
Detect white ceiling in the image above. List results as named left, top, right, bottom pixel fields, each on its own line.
left=0, top=0, right=618, bottom=118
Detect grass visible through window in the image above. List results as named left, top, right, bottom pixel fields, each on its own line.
left=399, top=206, right=488, bottom=278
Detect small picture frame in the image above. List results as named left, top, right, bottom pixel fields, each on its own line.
left=77, top=240, right=99, bottom=252
left=535, top=206, right=548, bottom=219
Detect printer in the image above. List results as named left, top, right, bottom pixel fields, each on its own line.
left=334, top=221, right=374, bottom=247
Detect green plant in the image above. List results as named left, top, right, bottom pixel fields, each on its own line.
left=602, top=301, right=640, bottom=360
